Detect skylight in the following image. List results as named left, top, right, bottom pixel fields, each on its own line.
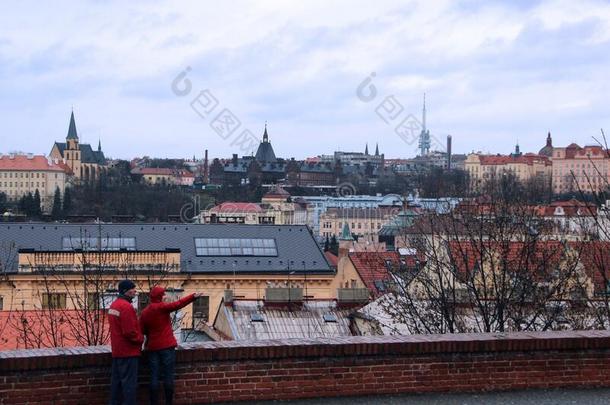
left=62, top=237, right=136, bottom=251
left=195, top=238, right=277, bottom=256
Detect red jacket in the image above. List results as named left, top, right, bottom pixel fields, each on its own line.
left=108, top=296, right=144, bottom=358
left=140, top=287, right=196, bottom=352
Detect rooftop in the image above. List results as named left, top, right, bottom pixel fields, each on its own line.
left=0, top=154, right=71, bottom=172
left=0, top=223, right=333, bottom=274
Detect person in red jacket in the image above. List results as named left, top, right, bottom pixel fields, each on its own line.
left=108, top=279, right=144, bottom=405
left=140, top=286, right=202, bottom=405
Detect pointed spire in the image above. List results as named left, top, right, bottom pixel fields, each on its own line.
left=422, top=93, right=427, bottom=132
left=546, top=131, right=552, bottom=147
left=375, top=143, right=379, bottom=156
left=340, top=222, right=354, bottom=241
left=98, top=139, right=102, bottom=152
left=263, top=122, right=268, bottom=142
left=66, top=111, right=78, bottom=140
left=365, top=143, right=369, bottom=155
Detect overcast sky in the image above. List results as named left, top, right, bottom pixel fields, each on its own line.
left=1, top=0, right=610, bottom=160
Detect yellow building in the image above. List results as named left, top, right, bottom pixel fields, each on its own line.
left=0, top=154, right=71, bottom=210
left=200, top=186, right=310, bottom=225
left=465, top=146, right=551, bottom=190
left=0, top=223, right=365, bottom=348
left=319, top=207, right=398, bottom=240
left=50, top=111, right=107, bottom=182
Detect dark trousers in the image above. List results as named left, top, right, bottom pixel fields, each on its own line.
left=148, top=347, right=176, bottom=405
left=110, top=356, right=139, bottom=405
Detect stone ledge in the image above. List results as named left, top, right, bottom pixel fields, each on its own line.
left=1, top=331, right=610, bottom=372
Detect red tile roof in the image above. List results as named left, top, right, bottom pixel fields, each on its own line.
left=572, top=241, right=610, bottom=295
left=448, top=240, right=566, bottom=281
left=479, top=154, right=550, bottom=166
left=324, top=251, right=338, bottom=268
left=210, top=202, right=263, bottom=213
left=349, top=252, right=400, bottom=297
left=136, top=167, right=175, bottom=175
left=562, top=144, right=609, bottom=159
left=534, top=199, right=597, bottom=217
left=0, top=155, right=71, bottom=172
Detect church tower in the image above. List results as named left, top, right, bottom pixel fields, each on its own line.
left=65, top=111, right=81, bottom=176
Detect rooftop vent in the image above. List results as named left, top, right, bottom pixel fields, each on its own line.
left=337, top=288, right=370, bottom=303
left=224, top=289, right=233, bottom=304
left=323, top=313, right=337, bottom=323
left=265, top=287, right=303, bottom=303
left=250, top=312, right=264, bottom=322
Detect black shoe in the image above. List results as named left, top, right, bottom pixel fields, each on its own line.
left=149, top=387, right=159, bottom=405
left=164, top=387, right=174, bottom=405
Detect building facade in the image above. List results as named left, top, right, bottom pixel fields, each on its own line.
left=0, top=154, right=71, bottom=210
left=550, top=144, right=608, bottom=194
left=465, top=146, right=552, bottom=189
left=200, top=187, right=310, bottom=225
left=131, top=167, right=195, bottom=186
left=50, top=112, right=107, bottom=182
left=294, top=194, right=404, bottom=237
left=319, top=207, right=399, bottom=240
left=0, top=222, right=366, bottom=349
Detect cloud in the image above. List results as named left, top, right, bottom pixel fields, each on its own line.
left=1, top=0, right=609, bottom=159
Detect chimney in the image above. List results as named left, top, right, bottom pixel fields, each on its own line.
left=447, top=135, right=452, bottom=169
left=203, top=149, right=209, bottom=183
left=338, top=239, right=353, bottom=259
left=27, top=153, right=34, bottom=160
left=232, top=154, right=238, bottom=165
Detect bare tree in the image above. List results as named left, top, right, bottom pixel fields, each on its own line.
left=378, top=173, right=589, bottom=334
left=5, top=229, right=179, bottom=349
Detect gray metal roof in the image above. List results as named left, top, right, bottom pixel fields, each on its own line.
left=53, top=142, right=106, bottom=165
left=217, top=300, right=353, bottom=340
left=0, top=223, right=332, bottom=274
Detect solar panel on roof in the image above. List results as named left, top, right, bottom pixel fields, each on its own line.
left=62, top=237, right=136, bottom=251
left=195, top=238, right=277, bottom=257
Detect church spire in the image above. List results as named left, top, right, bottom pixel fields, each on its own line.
left=66, top=110, right=78, bottom=140
left=263, top=122, right=269, bottom=143
left=98, top=139, right=102, bottom=152
left=365, top=143, right=369, bottom=155
left=340, top=222, right=354, bottom=241
left=375, top=143, right=379, bottom=156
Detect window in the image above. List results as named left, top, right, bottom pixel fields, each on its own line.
left=62, top=237, right=136, bottom=251
left=192, top=296, right=209, bottom=325
left=0, top=295, right=3, bottom=310
left=194, top=238, right=277, bottom=256
left=87, top=292, right=115, bottom=310
left=42, top=293, right=67, bottom=309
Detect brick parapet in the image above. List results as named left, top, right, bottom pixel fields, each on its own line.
left=1, top=331, right=610, bottom=404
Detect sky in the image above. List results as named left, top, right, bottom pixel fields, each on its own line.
left=1, top=0, right=610, bottom=160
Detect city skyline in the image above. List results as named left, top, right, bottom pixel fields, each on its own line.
left=1, top=1, right=610, bottom=159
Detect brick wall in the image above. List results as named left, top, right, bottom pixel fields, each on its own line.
left=1, top=331, right=610, bottom=404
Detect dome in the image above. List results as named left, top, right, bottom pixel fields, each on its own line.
left=538, top=145, right=553, bottom=157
